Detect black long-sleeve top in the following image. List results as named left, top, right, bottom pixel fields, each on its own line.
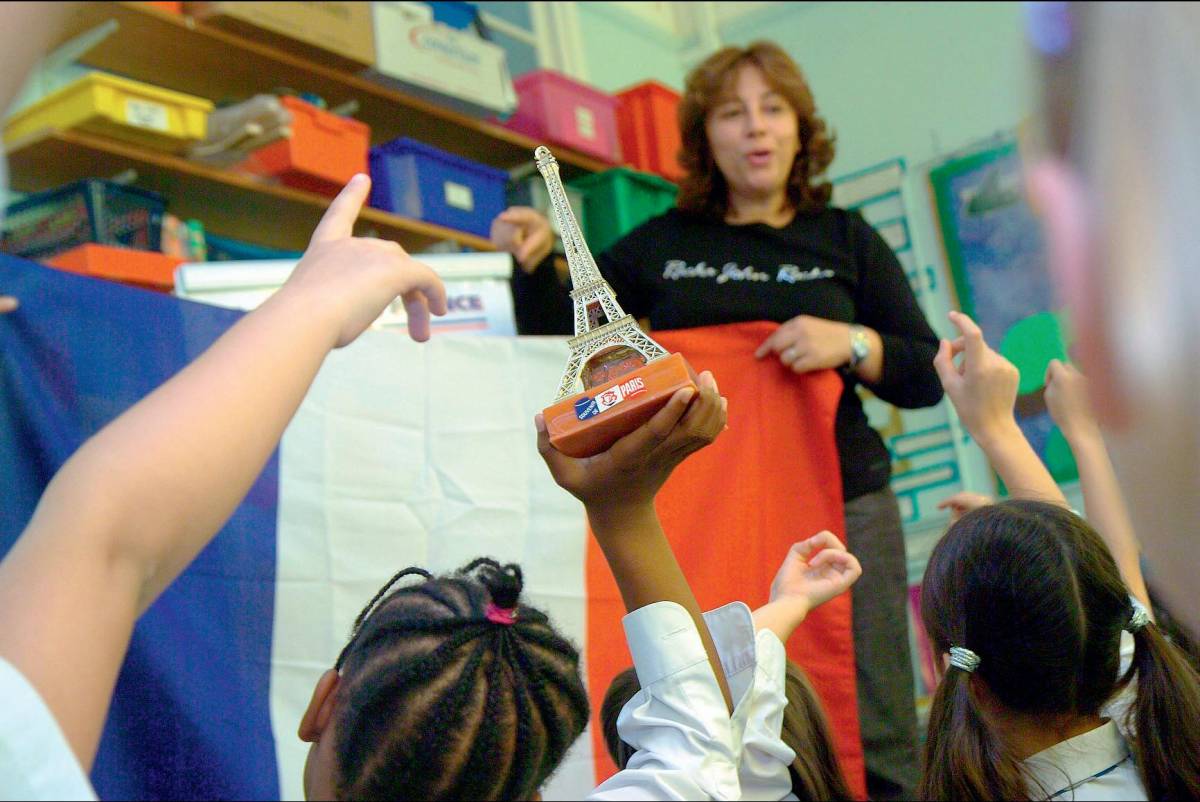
left=512, top=206, right=943, bottom=500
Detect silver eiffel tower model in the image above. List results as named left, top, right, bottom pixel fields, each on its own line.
left=535, top=146, right=670, bottom=400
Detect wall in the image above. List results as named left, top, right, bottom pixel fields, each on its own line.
left=716, top=1, right=1038, bottom=177
left=575, top=3, right=688, bottom=91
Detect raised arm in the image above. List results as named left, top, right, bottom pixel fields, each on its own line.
left=1044, top=359, right=1150, bottom=612
left=751, top=531, right=862, bottom=645
left=0, top=175, right=447, bottom=770
left=933, top=310, right=1068, bottom=507
left=537, top=371, right=732, bottom=710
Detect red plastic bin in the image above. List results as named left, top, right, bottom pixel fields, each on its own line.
left=502, top=70, right=621, bottom=163
left=240, top=96, right=370, bottom=197
left=615, top=81, right=683, bottom=182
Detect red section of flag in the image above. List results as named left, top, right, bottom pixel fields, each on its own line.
left=585, top=321, right=865, bottom=798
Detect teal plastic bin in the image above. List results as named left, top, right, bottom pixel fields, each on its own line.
left=569, top=167, right=677, bottom=254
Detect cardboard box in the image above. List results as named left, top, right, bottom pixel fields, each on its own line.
left=186, top=2, right=376, bottom=71
left=364, top=1, right=516, bottom=118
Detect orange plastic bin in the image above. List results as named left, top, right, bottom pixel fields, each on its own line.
left=241, top=96, right=370, bottom=197
left=615, top=81, right=683, bottom=182
left=45, top=244, right=184, bottom=292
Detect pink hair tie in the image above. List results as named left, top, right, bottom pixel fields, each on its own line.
left=485, top=603, right=518, bottom=626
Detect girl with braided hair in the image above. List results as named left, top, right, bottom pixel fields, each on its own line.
left=300, top=370, right=738, bottom=801
left=918, top=310, right=1200, bottom=800
left=297, top=557, right=590, bottom=801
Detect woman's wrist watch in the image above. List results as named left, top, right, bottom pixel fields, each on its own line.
left=848, top=324, right=870, bottom=370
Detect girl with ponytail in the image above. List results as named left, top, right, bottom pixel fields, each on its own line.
left=922, top=310, right=1200, bottom=800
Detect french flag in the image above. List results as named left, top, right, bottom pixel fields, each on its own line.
left=0, top=255, right=863, bottom=800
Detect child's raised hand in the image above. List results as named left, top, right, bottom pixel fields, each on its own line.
left=936, top=490, right=995, bottom=523
left=768, top=531, right=863, bottom=614
left=281, top=174, right=448, bottom=347
left=933, top=310, right=1021, bottom=446
left=536, top=370, right=727, bottom=510
left=753, top=531, right=861, bottom=643
left=1044, top=359, right=1100, bottom=443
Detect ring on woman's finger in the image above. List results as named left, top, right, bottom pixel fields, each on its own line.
left=783, top=347, right=798, bottom=363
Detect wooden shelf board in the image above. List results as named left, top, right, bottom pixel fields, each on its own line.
left=51, top=2, right=615, bottom=177
left=5, top=129, right=496, bottom=253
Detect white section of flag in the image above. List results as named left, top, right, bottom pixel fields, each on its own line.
left=270, top=330, right=596, bottom=800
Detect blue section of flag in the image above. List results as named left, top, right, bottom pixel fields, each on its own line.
left=0, top=256, right=280, bottom=800
left=574, top=395, right=598, bottom=420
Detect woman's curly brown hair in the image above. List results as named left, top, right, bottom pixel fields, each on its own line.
left=676, top=41, right=836, bottom=220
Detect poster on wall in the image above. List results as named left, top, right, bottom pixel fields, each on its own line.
left=832, top=160, right=961, bottom=532
left=929, top=139, right=1078, bottom=484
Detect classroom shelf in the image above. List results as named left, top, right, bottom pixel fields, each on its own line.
left=5, top=129, right=496, bottom=253
left=50, top=2, right=613, bottom=177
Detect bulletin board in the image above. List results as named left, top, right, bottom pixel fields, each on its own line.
left=832, top=159, right=962, bottom=529
left=929, top=140, right=1078, bottom=484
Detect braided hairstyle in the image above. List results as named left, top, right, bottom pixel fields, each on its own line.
left=330, top=558, right=590, bottom=800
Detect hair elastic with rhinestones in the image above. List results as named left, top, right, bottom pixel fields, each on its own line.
left=948, top=646, right=981, bottom=673
left=1126, top=596, right=1151, bottom=633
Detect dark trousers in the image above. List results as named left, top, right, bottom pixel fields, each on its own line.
left=844, top=486, right=920, bottom=800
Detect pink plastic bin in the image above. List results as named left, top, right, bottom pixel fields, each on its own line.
left=502, top=70, right=621, bottom=163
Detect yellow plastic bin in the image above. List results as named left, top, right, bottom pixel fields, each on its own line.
left=4, top=72, right=212, bottom=152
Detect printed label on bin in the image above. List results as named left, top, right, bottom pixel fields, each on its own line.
left=125, top=100, right=170, bottom=133
left=573, top=377, right=646, bottom=421
left=444, top=181, right=475, bottom=212
left=575, top=106, right=596, bottom=140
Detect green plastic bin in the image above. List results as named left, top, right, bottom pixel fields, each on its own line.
left=568, top=167, right=677, bottom=255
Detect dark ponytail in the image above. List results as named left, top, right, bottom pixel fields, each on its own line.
left=919, top=665, right=1028, bottom=800
left=1126, top=620, right=1200, bottom=800
left=918, top=501, right=1140, bottom=800
left=467, top=557, right=523, bottom=610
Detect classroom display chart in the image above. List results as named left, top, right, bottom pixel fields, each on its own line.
left=929, top=140, right=1077, bottom=484
left=831, top=160, right=963, bottom=532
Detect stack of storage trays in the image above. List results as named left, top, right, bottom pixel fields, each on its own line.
left=569, top=168, right=678, bottom=254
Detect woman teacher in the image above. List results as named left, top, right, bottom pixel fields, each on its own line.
left=494, top=42, right=941, bottom=800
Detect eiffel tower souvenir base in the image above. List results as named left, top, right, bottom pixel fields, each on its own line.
left=533, top=145, right=700, bottom=458
left=544, top=352, right=699, bottom=458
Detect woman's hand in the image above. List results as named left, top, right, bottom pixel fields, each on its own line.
left=1043, top=359, right=1100, bottom=445
left=279, top=174, right=448, bottom=347
left=490, top=206, right=554, bottom=273
left=754, top=315, right=853, bottom=373
left=536, top=370, right=727, bottom=511
left=0, top=295, right=16, bottom=314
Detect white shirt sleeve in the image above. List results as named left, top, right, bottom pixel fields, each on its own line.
left=587, top=601, right=742, bottom=800
left=736, top=630, right=797, bottom=801
left=0, top=656, right=97, bottom=801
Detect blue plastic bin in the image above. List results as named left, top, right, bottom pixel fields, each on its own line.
left=369, top=137, right=508, bottom=238
left=430, top=1, right=477, bottom=30
left=204, top=233, right=303, bottom=262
